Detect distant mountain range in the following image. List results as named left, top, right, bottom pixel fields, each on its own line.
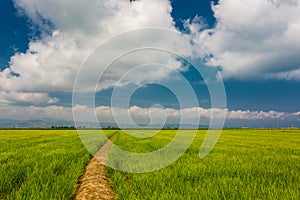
left=0, top=118, right=297, bottom=129
left=0, top=118, right=210, bottom=129
left=0, top=119, right=75, bottom=128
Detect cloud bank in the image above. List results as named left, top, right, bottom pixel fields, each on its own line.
left=1, top=105, right=298, bottom=124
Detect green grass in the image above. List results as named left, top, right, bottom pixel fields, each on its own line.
left=0, top=129, right=115, bottom=199
left=108, top=129, right=300, bottom=199
left=1, top=129, right=299, bottom=199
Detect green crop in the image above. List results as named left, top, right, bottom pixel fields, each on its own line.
left=1, top=129, right=299, bottom=199
left=108, top=129, right=300, bottom=200
left=0, top=129, right=114, bottom=199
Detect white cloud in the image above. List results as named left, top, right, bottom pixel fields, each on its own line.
left=13, top=0, right=175, bottom=46
left=0, top=0, right=183, bottom=95
left=2, top=0, right=299, bottom=92
left=0, top=35, right=84, bottom=92
left=1, top=0, right=299, bottom=120
left=189, top=0, right=300, bottom=80
left=1, top=105, right=298, bottom=125
left=268, top=68, right=300, bottom=80
left=226, top=109, right=286, bottom=120
left=3, top=0, right=298, bottom=100
left=0, top=92, right=59, bottom=105
left=0, top=105, right=72, bottom=120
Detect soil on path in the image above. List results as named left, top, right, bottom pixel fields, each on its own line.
left=73, top=134, right=117, bottom=200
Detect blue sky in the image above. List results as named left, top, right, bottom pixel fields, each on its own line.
left=0, top=0, right=28, bottom=69
left=0, top=0, right=299, bottom=127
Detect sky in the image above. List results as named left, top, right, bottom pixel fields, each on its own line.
left=0, top=0, right=299, bottom=128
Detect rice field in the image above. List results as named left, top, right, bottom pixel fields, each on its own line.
left=0, top=129, right=114, bottom=199
left=108, top=129, right=300, bottom=199
left=1, top=129, right=299, bottom=199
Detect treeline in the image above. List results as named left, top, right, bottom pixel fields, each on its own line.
left=51, top=126, right=76, bottom=129
left=51, top=126, right=121, bottom=130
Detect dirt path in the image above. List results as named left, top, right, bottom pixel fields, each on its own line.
left=73, top=134, right=117, bottom=200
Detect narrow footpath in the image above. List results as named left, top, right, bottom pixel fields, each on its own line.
left=73, top=134, right=117, bottom=200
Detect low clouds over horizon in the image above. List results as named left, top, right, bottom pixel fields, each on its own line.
left=1, top=105, right=299, bottom=126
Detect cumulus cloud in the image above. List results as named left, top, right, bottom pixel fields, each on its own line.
left=189, top=0, right=300, bottom=80
left=0, top=92, right=59, bottom=105
left=0, top=105, right=72, bottom=120
left=0, top=0, right=184, bottom=94
left=13, top=0, right=175, bottom=45
left=0, top=34, right=84, bottom=92
left=2, top=0, right=297, bottom=98
left=1, top=105, right=298, bottom=125
left=1, top=0, right=299, bottom=122
left=226, top=109, right=286, bottom=120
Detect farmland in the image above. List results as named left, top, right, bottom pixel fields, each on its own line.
left=0, top=129, right=115, bottom=199
left=1, top=129, right=300, bottom=199
left=108, top=129, right=300, bottom=199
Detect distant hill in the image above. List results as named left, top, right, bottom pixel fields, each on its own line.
left=0, top=119, right=75, bottom=128
left=1, top=118, right=297, bottom=129
left=0, top=118, right=210, bottom=129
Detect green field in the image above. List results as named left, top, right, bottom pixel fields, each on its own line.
left=0, top=129, right=115, bottom=199
left=108, top=129, right=300, bottom=199
left=1, top=129, right=300, bottom=199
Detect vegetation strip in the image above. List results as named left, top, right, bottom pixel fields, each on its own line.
left=73, top=133, right=117, bottom=200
